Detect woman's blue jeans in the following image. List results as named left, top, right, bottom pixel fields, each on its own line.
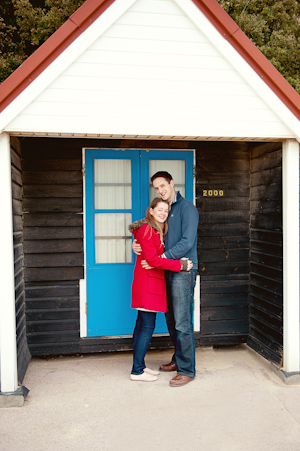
left=165, top=269, right=197, bottom=378
left=131, top=310, right=156, bottom=375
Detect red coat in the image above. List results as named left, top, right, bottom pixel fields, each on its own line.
left=129, top=219, right=181, bottom=312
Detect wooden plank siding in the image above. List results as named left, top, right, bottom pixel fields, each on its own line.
left=20, top=137, right=283, bottom=359
left=248, top=143, right=283, bottom=364
left=195, top=142, right=250, bottom=344
left=11, top=137, right=31, bottom=382
left=22, top=139, right=84, bottom=355
left=7, top=0, right=292, bottom=140
left=22, top=137, right=194, bottom=355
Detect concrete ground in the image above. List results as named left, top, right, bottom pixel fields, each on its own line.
left=1, top=344, right=300, bottom=451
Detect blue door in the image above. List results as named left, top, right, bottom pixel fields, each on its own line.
left=85, top=149, right=194, bottom=337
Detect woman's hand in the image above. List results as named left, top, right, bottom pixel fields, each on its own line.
left=187, top=260, right=193, bottom=271
left=180, top=258, right=193, bottom=271
left=142, top=257, right=193, bottom=271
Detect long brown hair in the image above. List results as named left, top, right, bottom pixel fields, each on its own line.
left=145, top=197, right=170, bottom=243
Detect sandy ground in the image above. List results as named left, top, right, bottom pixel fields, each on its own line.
left=1, top=344, right=300, bottom=451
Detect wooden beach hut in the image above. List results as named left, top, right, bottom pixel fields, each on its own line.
left=1, top=0, right=300, bottom=404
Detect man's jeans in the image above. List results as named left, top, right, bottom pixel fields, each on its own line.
left=131, top=310, right=156, bottom=375
left=165, top=269, right=197, bottom=378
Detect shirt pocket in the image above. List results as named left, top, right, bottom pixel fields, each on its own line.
left=147, top=269, right=165, bottom=296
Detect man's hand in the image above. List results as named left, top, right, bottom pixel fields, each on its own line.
left=132, top=239, right=142, bottom=255
left=141, top=260, right=153, bottom=270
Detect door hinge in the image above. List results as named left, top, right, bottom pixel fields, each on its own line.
left=82, top=164, right=86, bottom=176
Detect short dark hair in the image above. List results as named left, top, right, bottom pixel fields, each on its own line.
left=151, top=171, right=173, bottom=183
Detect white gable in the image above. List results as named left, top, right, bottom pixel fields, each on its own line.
left=2, top=0, right=300, bottom=140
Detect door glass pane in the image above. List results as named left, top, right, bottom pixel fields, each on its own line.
left=94, top=159, right=132, bottom=210
left=149, top=160, right=185, bottom=201
left=95, top=213, right=132, bottom=263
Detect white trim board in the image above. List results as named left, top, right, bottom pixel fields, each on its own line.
left=282, top=139, right=300, bottom=373
left=0, top=133, right=18, bottom=392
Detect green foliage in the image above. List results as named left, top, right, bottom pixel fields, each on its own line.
left=217, top=0, right=300, bottom=92
left=0, top=0, right=85, bottom=83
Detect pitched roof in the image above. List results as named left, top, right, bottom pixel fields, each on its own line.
left=0, top=0, right=114, bottom=113
left=0, top=0, right=300, bottom=120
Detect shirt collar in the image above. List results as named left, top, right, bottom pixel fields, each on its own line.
left=170, top=192, right=177, bottom=206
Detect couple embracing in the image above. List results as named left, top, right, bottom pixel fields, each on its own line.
left=128, top=171, right=199, bottom=387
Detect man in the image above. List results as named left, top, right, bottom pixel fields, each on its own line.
left=133, top=171, right=199, bottom=387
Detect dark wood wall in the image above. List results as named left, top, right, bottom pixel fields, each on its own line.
left=22, top=139, right=84, bottom=355
left=195, top=142, right=250, bottom=344
left=248, top=143, right=283, bottom=364
left=20, top=137, right=282, bottom=361
left=11, top=137, right=31, bottom=382
left=22, top=138, right=194, bottom=355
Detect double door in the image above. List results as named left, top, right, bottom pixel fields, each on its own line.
left=85, top=148, right=194, bottom=337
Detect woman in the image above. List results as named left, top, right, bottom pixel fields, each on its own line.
left=129, top=197, right=193, bottom=382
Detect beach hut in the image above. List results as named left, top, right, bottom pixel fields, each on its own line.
left=1, top=0, right=300, bottom=404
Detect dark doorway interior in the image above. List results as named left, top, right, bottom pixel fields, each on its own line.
left=13, top=138, right=282, bottom=371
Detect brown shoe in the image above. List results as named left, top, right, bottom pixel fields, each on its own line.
left=160, top=362, right=177, bottom=372
left=169, top=374, right=194, bottom=387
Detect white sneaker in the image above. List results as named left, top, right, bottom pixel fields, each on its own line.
left=130, top=372, right=158, bottom=382
left=144, top=368, right=160, bottom=376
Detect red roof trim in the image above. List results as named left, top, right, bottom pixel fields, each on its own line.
left=192, top=0, right=300, bottom=121
left=1, top=0, right=300, bottom=122
left=0, top=0, right=115, bottom=113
